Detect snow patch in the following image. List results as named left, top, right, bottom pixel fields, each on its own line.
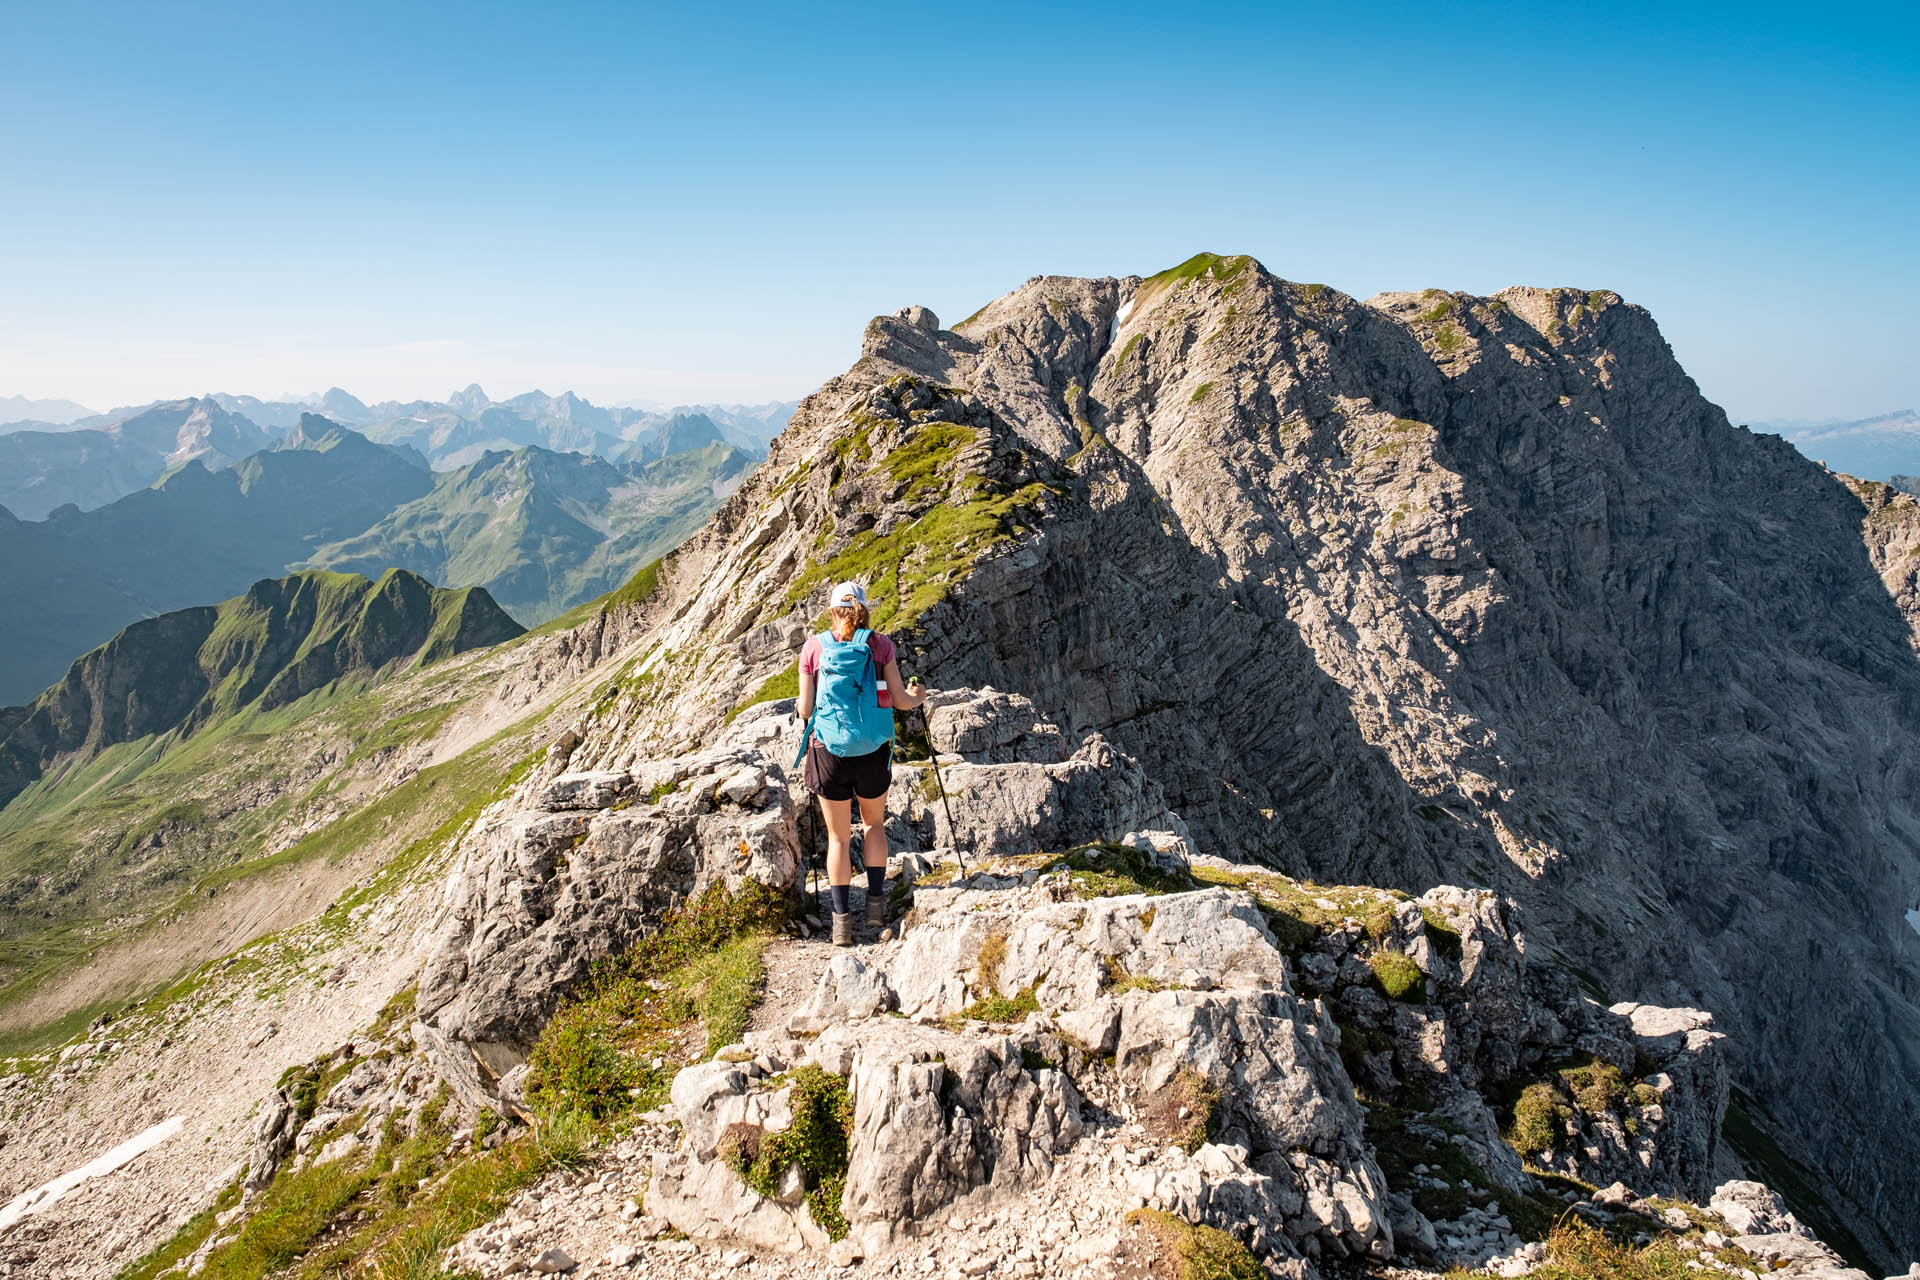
left=0, top=1115, right=185, bottom=1232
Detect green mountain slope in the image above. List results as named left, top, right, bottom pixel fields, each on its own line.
left=0, top=568, right=523, bottom=809
left=0, top=568, right=531, bottom=1040
left=302, top=441, right=752, bottom=623
left=0, top=418, right=434, bottom=703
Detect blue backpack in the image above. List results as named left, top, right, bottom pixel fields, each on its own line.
left=797, top=628, right=894, bottom=762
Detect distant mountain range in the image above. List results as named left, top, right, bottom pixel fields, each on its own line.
left=0, top=386, right=794, bottom=519
left=0, top=394, right=95, bottom=426
left=0, top=414, right=754, bottom=703
left=0, top=398, right=278, bottom=520
left=1759, top=409, right=1920, bottom=481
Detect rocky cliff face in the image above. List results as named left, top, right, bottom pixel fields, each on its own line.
left=511, top=259, right=1918, bottom=1265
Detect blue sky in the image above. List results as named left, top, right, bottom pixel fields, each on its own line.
left=1, top=0, right=1914, bottom=420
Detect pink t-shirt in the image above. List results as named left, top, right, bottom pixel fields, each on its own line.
left=800, top=631, right=898, bottom=707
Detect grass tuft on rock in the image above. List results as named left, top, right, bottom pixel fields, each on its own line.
left=525, top=879, right=786, bottom=1118
left=950, top=984, right=1040, bottom=1026
left=727, top=660, right=798, bottom=724
left=1509, top=1080, right=1575, bottom=1158
left=1419, top=905, right=1464, bottom=959
left=1124, top=1207, right=1262, bottom=1280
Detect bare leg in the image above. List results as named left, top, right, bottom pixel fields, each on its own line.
left=821, top=795, right=854, bottom=885
left=856, top=793, right=888, bottom=871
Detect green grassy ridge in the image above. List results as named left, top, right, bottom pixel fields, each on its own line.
left=1, top=568, right=521, bottom=809
left=784, top=396, right=1063, bottom=634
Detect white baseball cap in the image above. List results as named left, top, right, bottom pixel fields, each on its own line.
left=829, top=581, right=869, bottom=608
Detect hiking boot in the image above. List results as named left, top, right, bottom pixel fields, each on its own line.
left=831, top=911, right=854, bottom=947
left=866, top=891, right=886, bottom=929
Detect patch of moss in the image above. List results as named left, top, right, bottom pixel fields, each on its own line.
left=1366, top=949, right=1423, bottom=1002
left=1051, top=842, right=1194, bottom=899
left=1560, top=1057, right=1627, bottom=1115
left=1190, top=864, right=1395, bottom=953
left=950, top=984, right=1040, bottom=1025
left=1189, top=381, right=1215, bottom=404
left=1509, top=1080, right=1574, bottom=1158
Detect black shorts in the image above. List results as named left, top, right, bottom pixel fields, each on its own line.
left=803, top=739, right=892, bottom=802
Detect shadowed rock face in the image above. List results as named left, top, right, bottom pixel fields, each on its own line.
left=520, top=259, right=1918, bottom=1265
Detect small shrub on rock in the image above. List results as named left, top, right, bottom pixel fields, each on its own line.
left=717, top=1121, right=765, bottom=1176
left=1560, top=1057, right=1627, bottom=1115
left=737, top=1065, right=854, bottom=1239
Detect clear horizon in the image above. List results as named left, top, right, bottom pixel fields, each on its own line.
left=3, top=1, right=1915, bottom=423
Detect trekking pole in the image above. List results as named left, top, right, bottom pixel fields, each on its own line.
left=917, top=701, right=967, bottom=877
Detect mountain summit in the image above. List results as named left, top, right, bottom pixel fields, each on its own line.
left=520, top=255, right=1919, bottom=1265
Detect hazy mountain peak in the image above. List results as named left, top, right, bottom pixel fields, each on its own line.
left=447, top=382, right=491, bottom=414
left=317, top=386, right=373, bottom=424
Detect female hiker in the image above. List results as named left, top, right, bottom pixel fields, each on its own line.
left=794, top=581, right=925, bottom=946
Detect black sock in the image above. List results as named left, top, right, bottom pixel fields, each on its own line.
left=866, top=865, right=885, bottom=899
left=830, top=884, right=850, bottom=916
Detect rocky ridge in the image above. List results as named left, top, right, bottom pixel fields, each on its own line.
left=508, top=266, right=1920, bottom=1264
left=131, top=687, right=1884, bottom=1280
left=5, top=257, right=1919, bottom=1278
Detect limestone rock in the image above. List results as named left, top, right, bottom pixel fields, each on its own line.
left=414, top=718, right=804, bottom=1059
